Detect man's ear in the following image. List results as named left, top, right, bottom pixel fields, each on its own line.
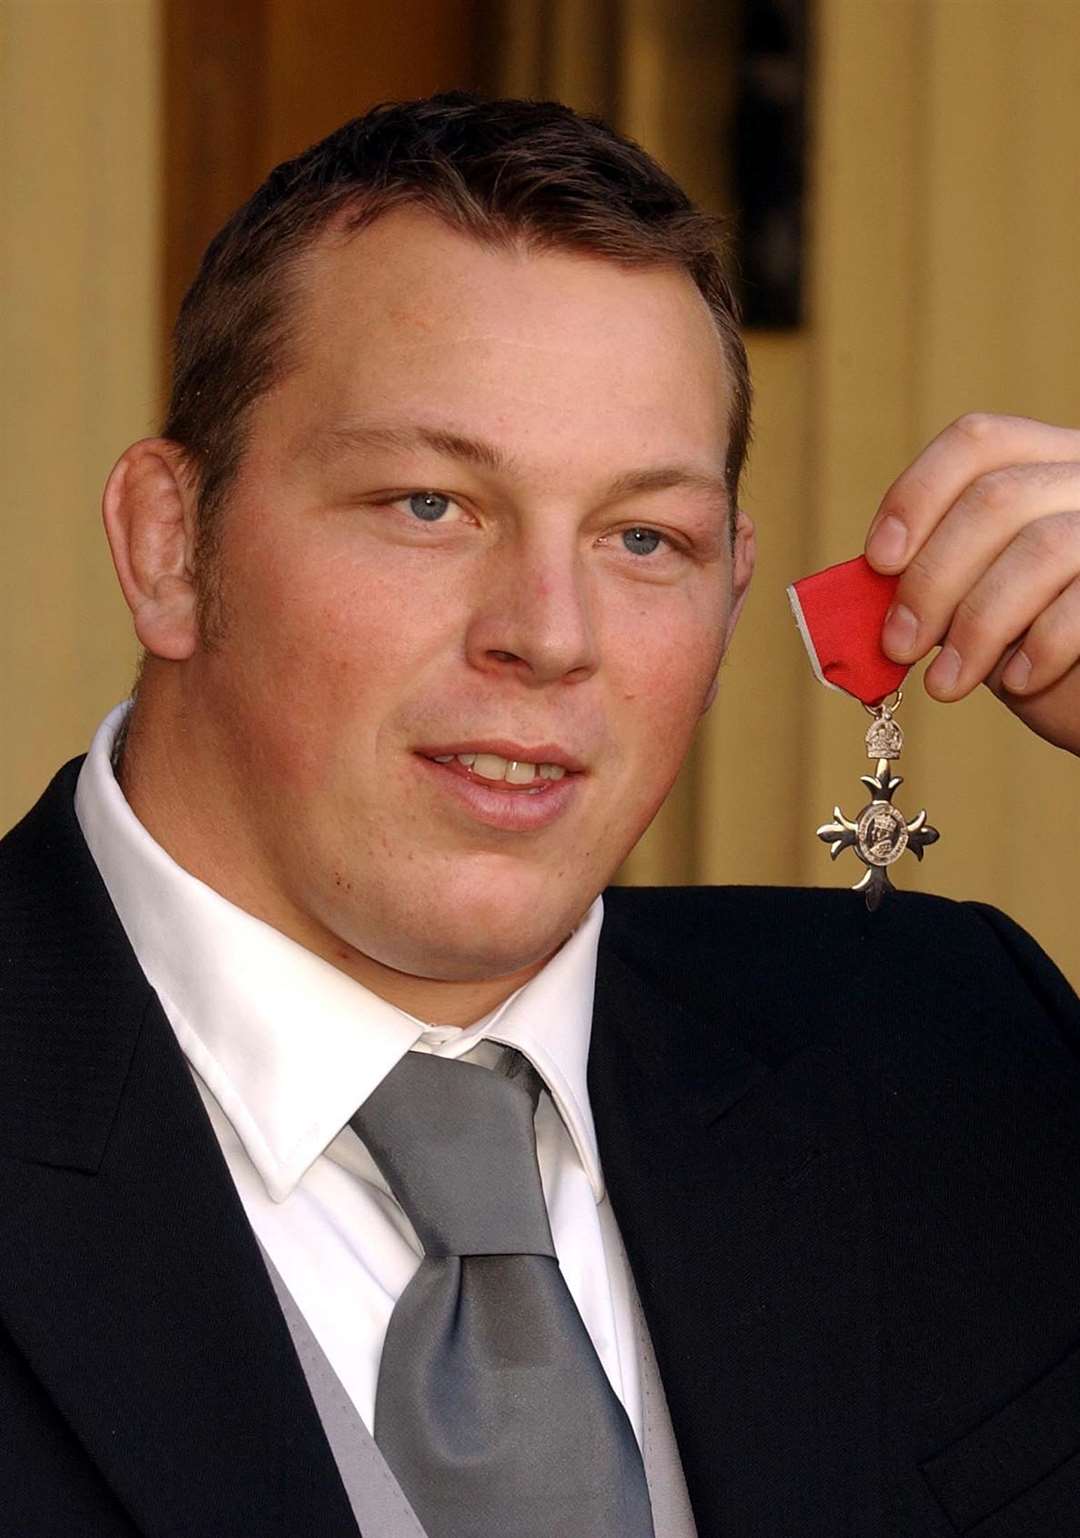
left=701, top=506, right=756, bottom=714
left=102, top=438, right=199, bottom=660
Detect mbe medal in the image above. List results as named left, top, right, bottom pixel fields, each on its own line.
left=815, top=691, right=939, bottom=911
left=787, top=555, right=940, bottom=911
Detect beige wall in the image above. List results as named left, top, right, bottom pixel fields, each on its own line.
left=1, top=0, right=159, bottom=822
left=805, top=0, right=1080, bottom=966
left=624, top=0, right=1080, bottom=990
left=3, top=0, right=1080, bottom=981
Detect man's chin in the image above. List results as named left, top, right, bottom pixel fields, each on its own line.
left=381, top=928, right=573, bottom=987
left=353, top=895, right=592, bottom=986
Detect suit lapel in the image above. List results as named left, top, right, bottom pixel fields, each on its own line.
left=590, top=923, right=883, bottom=1537
left=0, top=763, right=359, bottom=1537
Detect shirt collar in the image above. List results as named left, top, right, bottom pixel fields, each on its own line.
left=74, top=703, right=606, bottom=1201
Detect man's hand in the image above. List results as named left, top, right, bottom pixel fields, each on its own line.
left=865, top=413, right=1080, bottom=756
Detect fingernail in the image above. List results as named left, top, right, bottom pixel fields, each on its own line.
left=929, top=643, right=961, bottom=694
left=868, top=514, right=908, bottom=568
left=1002, top=648, right=1031, bottom=692
left=882, top=602, right=918, bottom=658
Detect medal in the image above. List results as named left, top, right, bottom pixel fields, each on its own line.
left=815, top=690, right=939, bottom=910
left=787, top=556, right=940, bottom=910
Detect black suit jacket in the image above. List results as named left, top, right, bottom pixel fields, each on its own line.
left=4, top=760, right=1080, bottom=1537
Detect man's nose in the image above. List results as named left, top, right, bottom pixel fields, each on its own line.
left=464, top=535, right=600, bottom=686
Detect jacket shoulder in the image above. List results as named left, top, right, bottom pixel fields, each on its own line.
left=600, top=882, right=1080, bottom=1068
left=0, top=757, right=87, bottom=877
left=0, top=756, right=152, bottom=1170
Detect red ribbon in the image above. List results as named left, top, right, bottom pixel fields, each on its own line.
left=787, top=555, right=908, bottom=707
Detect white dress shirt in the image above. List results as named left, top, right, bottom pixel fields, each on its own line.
left=74, top=702, right=642, bottom=1442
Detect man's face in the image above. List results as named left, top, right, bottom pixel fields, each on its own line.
left=182, top=207, right=751, bottom=986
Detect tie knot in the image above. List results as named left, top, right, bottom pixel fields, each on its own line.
left=352, top=1051, right=556, bottom=1259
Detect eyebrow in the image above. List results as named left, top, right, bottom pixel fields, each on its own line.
left=307, top=422, right=514, bottom=476
left=303, top=421, right=730, bottom=509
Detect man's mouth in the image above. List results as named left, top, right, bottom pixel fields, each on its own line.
left=429, top=752, right=567, bottom=789
left=416, top=742, right=585, bottom=794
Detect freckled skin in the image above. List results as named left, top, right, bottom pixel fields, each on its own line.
left=118, top=207, right=755, bottom=1024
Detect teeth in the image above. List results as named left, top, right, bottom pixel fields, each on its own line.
left=505, top=760, right=536, bottom=785
left=450, top=752, right=569, bottom=783
left=472, top=753, right=515, bottom=781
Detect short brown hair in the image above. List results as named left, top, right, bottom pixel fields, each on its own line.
left=164, top=91, right=751, bottom=585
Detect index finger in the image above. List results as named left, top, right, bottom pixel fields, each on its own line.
left=865, top=412, right=1080, bottom=571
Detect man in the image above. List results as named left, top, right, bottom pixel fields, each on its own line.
left=3, top=92, right=1080, bottom=1537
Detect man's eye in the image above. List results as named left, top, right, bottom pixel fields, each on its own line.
left=404, top=491, right=452, bottom=522
left=621, top=526, right=664, bottom=557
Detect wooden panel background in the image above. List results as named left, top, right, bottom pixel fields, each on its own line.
left=163, top=0, right=486, bottom=329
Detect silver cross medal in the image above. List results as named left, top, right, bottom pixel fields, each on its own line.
left=816, top=691, right=940, bottom=911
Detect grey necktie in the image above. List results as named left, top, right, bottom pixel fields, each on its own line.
left=351, top=1049, right=655, bottom=1538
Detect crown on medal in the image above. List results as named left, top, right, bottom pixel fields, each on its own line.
left=865, top=708, right=903, bottom=760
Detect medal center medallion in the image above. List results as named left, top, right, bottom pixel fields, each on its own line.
left=856, top=801, right=909, bottom=866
